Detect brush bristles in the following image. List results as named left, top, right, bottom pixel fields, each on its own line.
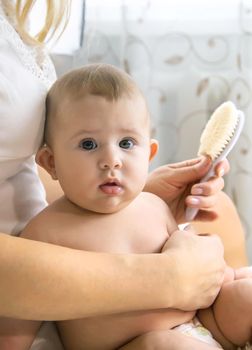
left=198, top=101, right=239, bottom=160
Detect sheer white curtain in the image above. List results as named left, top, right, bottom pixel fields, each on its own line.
left=52, top=0, right=252, bottom=261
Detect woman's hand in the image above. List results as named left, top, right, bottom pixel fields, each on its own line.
left=161, top=229, right=226, bottom=310
left=144, top=156, right=229, bottom=223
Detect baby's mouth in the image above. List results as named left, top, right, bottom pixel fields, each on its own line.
left=99, top=181, right=123, bottom=195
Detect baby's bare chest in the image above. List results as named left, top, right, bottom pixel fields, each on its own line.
left=54, top=203, right=169, bottom=254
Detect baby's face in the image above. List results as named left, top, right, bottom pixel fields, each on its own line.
left=50, top=93, right=156, bottom=213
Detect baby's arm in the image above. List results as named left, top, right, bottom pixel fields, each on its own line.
left=0, top=317, right=41, bottom=350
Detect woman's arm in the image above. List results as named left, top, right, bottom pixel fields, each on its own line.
left=0, top=230, right=225, bottom=320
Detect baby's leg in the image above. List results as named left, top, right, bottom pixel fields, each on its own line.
left=119, top=330, right=222, bottom=350
left=213, top=279, right=252, bottom=347
left=0, top=317, right=41, bottom=350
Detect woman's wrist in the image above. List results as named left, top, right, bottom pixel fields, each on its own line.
left=109, top=253, right=174, bottom=311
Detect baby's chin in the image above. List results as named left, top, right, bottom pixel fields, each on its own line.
left=84, top=196, right=138, bottom=215
left=90, top=200, right=132, bottom=214
left=67, top=191, right=141, bottom=214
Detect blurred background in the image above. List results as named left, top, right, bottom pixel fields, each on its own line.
left=33, top=0, right=252, bottom=261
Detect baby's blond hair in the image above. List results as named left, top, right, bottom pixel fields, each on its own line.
left=44, top=64, right=145, bottom=144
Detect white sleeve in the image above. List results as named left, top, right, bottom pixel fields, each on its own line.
left=0, top=156, right=47, bottom=235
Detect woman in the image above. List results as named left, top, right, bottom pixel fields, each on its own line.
left=0, top=1, right=246, bottom=349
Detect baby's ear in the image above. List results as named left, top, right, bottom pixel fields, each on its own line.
left=149, top=139, right=159, bottom=161
left=36, top=145, right=58, bottom=180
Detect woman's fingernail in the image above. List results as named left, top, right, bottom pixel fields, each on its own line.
left=188, top=197, right=200, bottom=205
left=191, top=187, right=203, bottom=195
left=218, top=168, right=225, bottom=177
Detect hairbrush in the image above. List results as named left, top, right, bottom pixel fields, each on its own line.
left=185, top=101, right=245, bottom=222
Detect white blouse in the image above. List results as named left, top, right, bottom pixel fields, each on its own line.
left=0, top=5, right=64, bottom=349
left=0, top=5, right=56, bottom=235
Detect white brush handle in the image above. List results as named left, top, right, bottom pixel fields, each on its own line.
left=185, top=110, right=245, bottom=222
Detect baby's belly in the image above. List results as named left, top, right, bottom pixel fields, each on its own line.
left=58, top=309, right=195, bottom=350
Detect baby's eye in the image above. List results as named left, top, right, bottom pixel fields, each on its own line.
left=119, top=138, right=135, bottom=149
left=79, top=139, right=97, bottom=150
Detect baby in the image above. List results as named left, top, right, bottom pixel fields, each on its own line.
left=1, top=63, right=252, bottom=350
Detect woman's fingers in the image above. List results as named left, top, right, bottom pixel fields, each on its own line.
left=191, top=176, right=225, bottom=197
left=162, top=230, right=225, bottom=310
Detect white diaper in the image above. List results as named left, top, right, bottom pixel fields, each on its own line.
left=174, top=317, right=223, bottom=348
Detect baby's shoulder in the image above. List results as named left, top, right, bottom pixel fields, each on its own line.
left=21, top=204, right=57, bottom=241
left=137, top=192, right=178, bottom=233
left=21, top=197, right=74, bottom=243
left=138, top=191, right=170, bottom=211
